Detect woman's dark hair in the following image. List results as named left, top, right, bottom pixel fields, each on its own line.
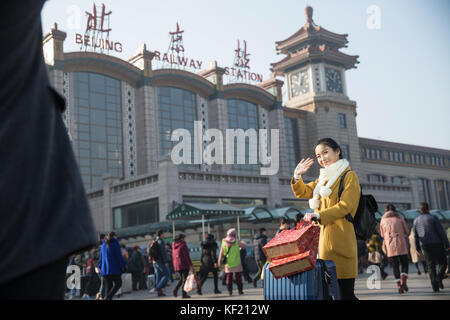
left=419, top=202, right=430, bottom=214
left=157, top=229, right=164, bottom=237
left=105, top=232, right=116, bottom=246
left=175, top=233, right=186, bottom=241
left=314, top=138, right=343, bottom=159
left=280, top=217, right=289, bottom=225
left=386, top=204, right=396, bottom=212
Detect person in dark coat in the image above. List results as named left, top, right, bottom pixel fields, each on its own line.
left=197, top=234, right=221, bottom=295
left=127, top=246, right=144, bottom=291
left=0, top=1, right=97, bottom=299
left=172, top=234, right=194, bottom=299
left=414, top=202, right=450, bottom=292
left=98, top=232, right=127, bottom=300
left=252, top=228, right=268, bottom=288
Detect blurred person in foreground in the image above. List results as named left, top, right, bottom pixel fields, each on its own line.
left=0, top=1, right=97, bottom=299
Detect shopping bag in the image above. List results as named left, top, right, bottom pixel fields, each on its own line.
left=263, top=220, right=320, bottom=261
left=183, top=272, right=198, bottom=292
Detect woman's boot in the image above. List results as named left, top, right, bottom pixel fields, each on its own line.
left=401, top=273, right=408, bottom=292
left=396, top=279, right=404, bottom=294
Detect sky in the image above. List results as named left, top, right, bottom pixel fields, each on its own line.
left=41, top=0, right=450, bottom=150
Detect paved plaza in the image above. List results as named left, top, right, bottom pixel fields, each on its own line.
left=76, top=263, right=449, bottom=301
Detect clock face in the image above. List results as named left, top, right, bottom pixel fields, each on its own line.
left=290, top=69, right=309, bottom=98
left=325, top=67, right=343, bottom=93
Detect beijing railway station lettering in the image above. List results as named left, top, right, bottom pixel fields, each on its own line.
left=75, top=3, right=123, bottom=54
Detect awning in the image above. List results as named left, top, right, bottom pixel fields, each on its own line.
left=271, top=206, right=303, bottom=220
left=166, top=202, right=245, bottom=220
left=243, top=205, right=273, bottom=222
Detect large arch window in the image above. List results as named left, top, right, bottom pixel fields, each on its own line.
left=284, top=117, right=300, bottom=174
left=73, top=72, right=123, bottom=190
left=157, top=86, right=198, bottom=170
left=227, top=99, right=260, bottom=174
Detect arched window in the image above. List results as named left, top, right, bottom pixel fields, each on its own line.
left=157, top=86, right=198, bottom=170
left=72, top=72, right=123, bottom=190
left=227, top=99, right=259, bottom=174
left=284, top=117, right=301, bottom=174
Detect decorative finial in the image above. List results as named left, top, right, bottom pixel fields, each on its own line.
left=51, top=22, right=58, bottom=30
left=305, top=6, right=313, bottom=23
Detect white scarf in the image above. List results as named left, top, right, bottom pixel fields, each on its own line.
left=309, top=159, right=349, bottom=210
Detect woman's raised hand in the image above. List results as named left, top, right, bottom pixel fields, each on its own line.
left=294, top=158, right=314, bottom=178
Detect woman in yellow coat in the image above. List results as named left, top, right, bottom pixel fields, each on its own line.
left=291, top=138, right=360, bottom=300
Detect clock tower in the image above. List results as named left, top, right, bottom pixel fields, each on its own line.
left=272, top=6, right=362, bottom=175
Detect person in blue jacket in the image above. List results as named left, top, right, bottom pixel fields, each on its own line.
left=98, top=232, right=127, bottom=300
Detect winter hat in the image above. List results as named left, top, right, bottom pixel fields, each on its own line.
left=225, top=228, right=237, bottom=243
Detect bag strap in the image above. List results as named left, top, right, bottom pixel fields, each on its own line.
left=338, top=170, right=354, bottom=224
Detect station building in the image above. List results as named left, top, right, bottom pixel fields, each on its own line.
left=43, top=7, right=450, bottom=246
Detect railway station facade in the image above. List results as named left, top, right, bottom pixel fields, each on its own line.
left=43, top=7, right=450, bottom=245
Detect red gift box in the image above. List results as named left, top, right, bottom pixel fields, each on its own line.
left=268, top=249, right=318, bottom=279
left=263, top=223, right=320, bottom=261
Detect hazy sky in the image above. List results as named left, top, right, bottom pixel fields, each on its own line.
left=41, top=0, right=450, bottom=150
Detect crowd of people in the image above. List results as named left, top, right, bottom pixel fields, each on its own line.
left=66, top=226, right=271, bottom=300
left=66, top=201, right=450, bottom=300
left=357, top=202, right=450, bottom=294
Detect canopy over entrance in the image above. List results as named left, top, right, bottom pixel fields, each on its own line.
left=167, top=202, right=246, bottom=241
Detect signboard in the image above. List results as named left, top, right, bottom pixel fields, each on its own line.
left=74, top=3, right=123, bottom=53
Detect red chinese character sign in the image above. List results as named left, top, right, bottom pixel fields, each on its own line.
left=153, top=22, right=203, bottom=71
left=225, top=40, right=263, bottom=84
left=74, top=3, right=123, bottom=54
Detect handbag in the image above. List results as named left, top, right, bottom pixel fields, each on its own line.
left=368, top=251, right=382, bottom=264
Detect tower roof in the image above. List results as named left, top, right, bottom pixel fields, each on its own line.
left=272, top=6, right=359, bottom=72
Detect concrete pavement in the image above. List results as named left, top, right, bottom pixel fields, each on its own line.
left=75, top=263, right=450, bottom=300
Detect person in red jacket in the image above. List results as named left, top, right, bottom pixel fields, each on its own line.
left=172, top=234, right=195, bottom=298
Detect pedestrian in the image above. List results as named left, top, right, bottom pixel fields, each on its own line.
left=366, top=234, right=388, bottom=280
left=172, top=234, right=195, bottom=298
left=98, top=232, right=127, bottom=300
left=293, top=213, right=304, bottom=229
left=218, top=228, right=247, bottom=296
left=0, top=1, right=97, bottom=300
left=197, top=234, right=221, bottom=295
left=166, top=243, right=175, bottom=283
left=151, top=230, right=170, bottom=297
left=127, top=246, right=144, bottom=291
left=414, top=202, right=450, bottom=292
left=240, top=246, right=252, bottom=284
left=379, top=204, right=410, bottom=294
left=252, top=228, right=268, bottom=288
left=276, top=217, right=290, bottom=235
left=409, top=228, right=428, bottom=275
left=292, top=137, right=360, bottom=300
left=81, top=234, right=105, bottom=300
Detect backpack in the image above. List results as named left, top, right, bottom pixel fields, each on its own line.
left=338, top=170, right=378, bottom=241
left=149, top=241, right=162, bottom=262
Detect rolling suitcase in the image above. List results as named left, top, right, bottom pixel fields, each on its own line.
left=264, top=259, right=339, bottom=300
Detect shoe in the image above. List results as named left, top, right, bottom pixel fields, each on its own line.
left=381, top=272, right=388, bottom=280
left=214, top=289, right=222, bottom=294
left=238, top=290, right=244, bottom=295
left=149, top=288, right=155, bottom=294
left=173, top=288, right=178, bottom=298
left=82, top=294, right=91, bottom=300
left=439, top=280, right=444, bottom=290
left=396, top=280, right=404, bottom=294
left=432, top=281, right=440, bottom=293
left=182, top=293, right=191, bottom=299
left=417, top=270, right=421, bottom=276
left=156, top=288, right=166, bottom=297
left=253, top=281, right=257, bottom=288
left=401, top=273, right=408, bottom=292
left=197, top=289, right=202, bottom=295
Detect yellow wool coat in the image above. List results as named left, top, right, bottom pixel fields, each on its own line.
left=291, top=168, right=360, bottom=279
